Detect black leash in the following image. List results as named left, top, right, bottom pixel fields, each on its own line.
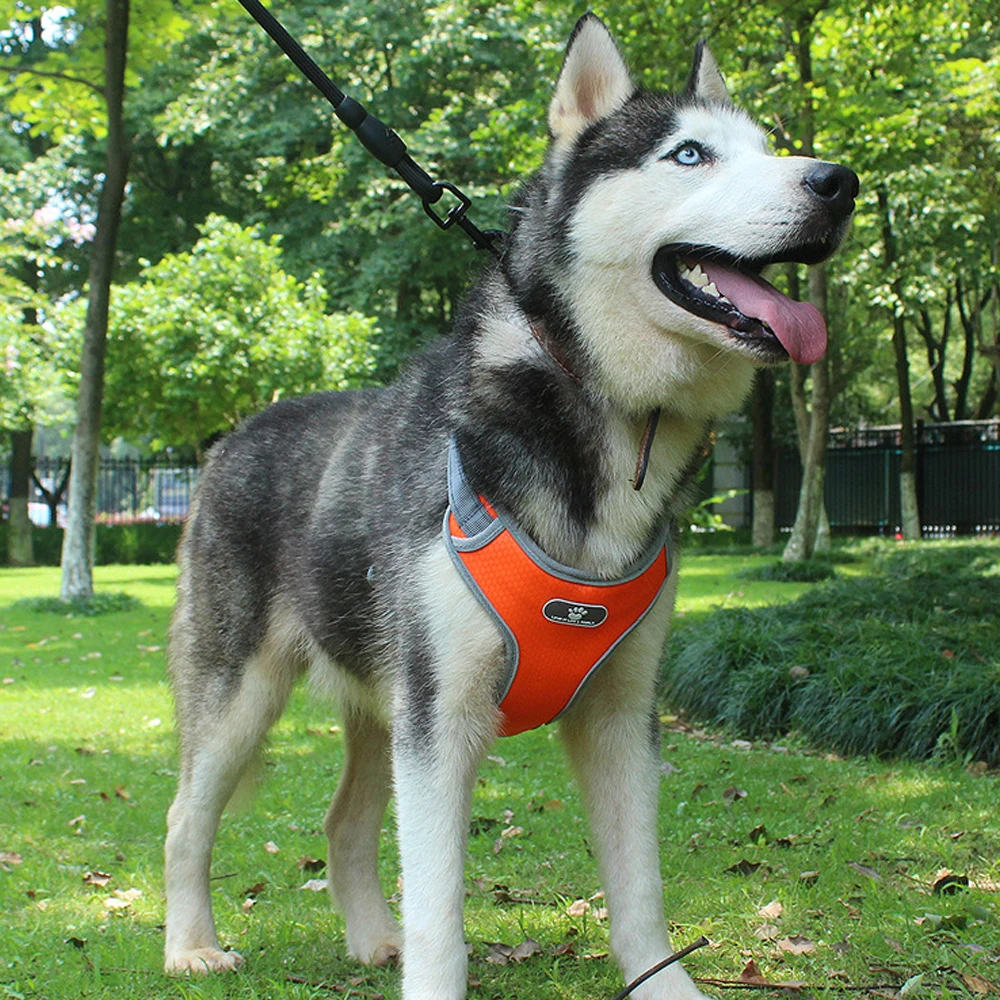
left=236, top=0, right=504, bottom=258
left=611, top=936, right=710, bottom=1000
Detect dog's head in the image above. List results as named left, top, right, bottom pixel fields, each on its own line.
left=518, top=15, right=858, bottom=415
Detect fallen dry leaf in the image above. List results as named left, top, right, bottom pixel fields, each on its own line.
left=723, top=786, right=748, bottom=804
left=264, top=841, right=280, bottom=854
left=300, top=878, right=328, bottom=892
left=485, top=943, right=514, bottom=965
left=932, top=870, right=969, bottom=895
left=83, top=871, right=112, bottom=888
left=799, top=870, right=820, bottom=885
left=961, top=974, right=995, bottom=996
left=725, top=859, right=762, bottom=876
left=776, top=935, right=816, bottom=955
left=114, top=786, right=130, bottom=801
left=847, top=860, right=882, bottom=881
left=241, top=898, right=256, bottom=914
left=754, top=923, right=781, bottom=941
left=758, top=900, right=783, bottom=920
left=297, top=856, right=326, bottom=873
left=566, top=899, right=591, bottom=917
left=0, top=851, right=23, bottom=869
left=738, top=959, right=770, bottom=985
left=509, top=938, right=541, bottom=962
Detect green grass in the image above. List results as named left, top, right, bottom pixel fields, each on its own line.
left=2, top=556, right=999, bottom=999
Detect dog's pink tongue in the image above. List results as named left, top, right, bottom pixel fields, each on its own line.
left=701, top=263, right=828, bottom=364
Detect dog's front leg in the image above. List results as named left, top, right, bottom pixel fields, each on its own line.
left=393, top=704, right=490, bottom=1000
left=560, top=653, right=707, bottom=1000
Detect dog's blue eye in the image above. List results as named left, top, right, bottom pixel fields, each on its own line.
left=672, top=143, right=706, bottom=166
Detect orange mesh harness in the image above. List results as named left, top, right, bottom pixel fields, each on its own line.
left=443, top=440, right=671, bottom=737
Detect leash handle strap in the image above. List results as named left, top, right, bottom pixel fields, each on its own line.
left=236, top=0, right=505, bottom=256
left=236, top=0, right=440, bottom=202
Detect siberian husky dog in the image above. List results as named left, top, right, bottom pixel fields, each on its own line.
left=164, top=14, right=857, bottom=1000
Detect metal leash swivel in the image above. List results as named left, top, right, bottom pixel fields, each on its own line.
left=236, top=0, right=505, bottom=258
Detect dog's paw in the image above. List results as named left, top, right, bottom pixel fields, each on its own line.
left=347, top=929, right=402, bottom=967
left=165, top=947, right=245, bottom=975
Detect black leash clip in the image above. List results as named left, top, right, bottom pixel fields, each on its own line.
left=423, top=181, right=471, bottom=231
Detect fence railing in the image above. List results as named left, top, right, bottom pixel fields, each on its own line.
left=0, top=456, right=200, bottom=527
left=3, top=420, right=999, bottom=535
left=775, top=419, right=1000, bottom=537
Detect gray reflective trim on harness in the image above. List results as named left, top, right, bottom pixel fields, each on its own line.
left=447, top=441, right=496, bottom=537
left=447, top=439, right=673, bottom=580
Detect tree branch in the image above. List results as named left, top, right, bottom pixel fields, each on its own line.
left=0, top=63, right=106, bottom=98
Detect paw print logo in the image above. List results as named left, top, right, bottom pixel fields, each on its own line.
left=542, top=599, right=608, bottom=628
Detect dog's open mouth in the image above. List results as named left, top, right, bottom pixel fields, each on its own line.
left=652, top=246, right=827, bottom=364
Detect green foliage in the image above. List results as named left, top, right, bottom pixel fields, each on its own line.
left=12, top=590, right=140, bottom=615
left=662, top=541, right=1000, bottom=764
left=103, top=215, right=381, bottom=452
left=0, top=521, right=183, bottom=566
left=737, top=557, right=839, bottom=583
left=680, top=488, right=747, bottom=534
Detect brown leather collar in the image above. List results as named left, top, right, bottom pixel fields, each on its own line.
left=526, top=316, right=659, bottom=492
left=527, top=317, right=582, bottom=385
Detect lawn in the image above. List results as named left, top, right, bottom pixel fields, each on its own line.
left=1, top=550, right=998, bottom=1000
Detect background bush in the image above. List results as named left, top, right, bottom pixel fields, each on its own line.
left=1, top=522, right=182, bottom=566
left=661, top=541, right=1000, bottom=765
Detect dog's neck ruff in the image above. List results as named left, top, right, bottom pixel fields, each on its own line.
left=526, top=317, right=661, bottom=490
left=443, top=439, right=671, bottom=737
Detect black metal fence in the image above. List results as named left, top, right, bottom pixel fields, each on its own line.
left=0, top=456, right=200, bottom=527
left=4, top=421, right=999, bottom=535
left=776, top=420, right=1000, bottom=536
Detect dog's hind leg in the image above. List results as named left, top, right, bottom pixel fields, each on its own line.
left=164, top=625, right=299, bottom=975
left=324, top=709, right=402, bottom=966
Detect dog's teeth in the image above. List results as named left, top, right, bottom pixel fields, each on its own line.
left=703, top=281, right=720, bottom=297
left=679, top=262, right=708, bottom=288
left=718, top=294, right=732, bottom=305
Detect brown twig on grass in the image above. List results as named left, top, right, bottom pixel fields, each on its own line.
left=695, top=978, right=899, bottom=993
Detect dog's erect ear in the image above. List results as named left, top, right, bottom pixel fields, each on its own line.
left=684, top=40, right=731, bottom=104
left=549, top=14, right=634, bottom=146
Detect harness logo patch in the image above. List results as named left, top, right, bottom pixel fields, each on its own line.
left=542, top=599, right=608, bottom=628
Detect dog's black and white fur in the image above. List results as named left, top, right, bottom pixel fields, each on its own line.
left=164, top=16, right=857, bottom=999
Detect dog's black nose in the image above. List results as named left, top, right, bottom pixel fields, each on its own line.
left=803, top=163, right=860, bottom=218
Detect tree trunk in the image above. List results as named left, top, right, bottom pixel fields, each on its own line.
left=877, top=185, right=921, bottom=541
left=7, top=427, right=34, bottom=567
left=783, top=347, right=830, bottom=562
left=953, top=276, right=981, bottom=422
left=783, top=266, right=832, bottom=562
left=751, top=369, right=775, bottom=549
left=60, top=0, right=131, bottom=601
